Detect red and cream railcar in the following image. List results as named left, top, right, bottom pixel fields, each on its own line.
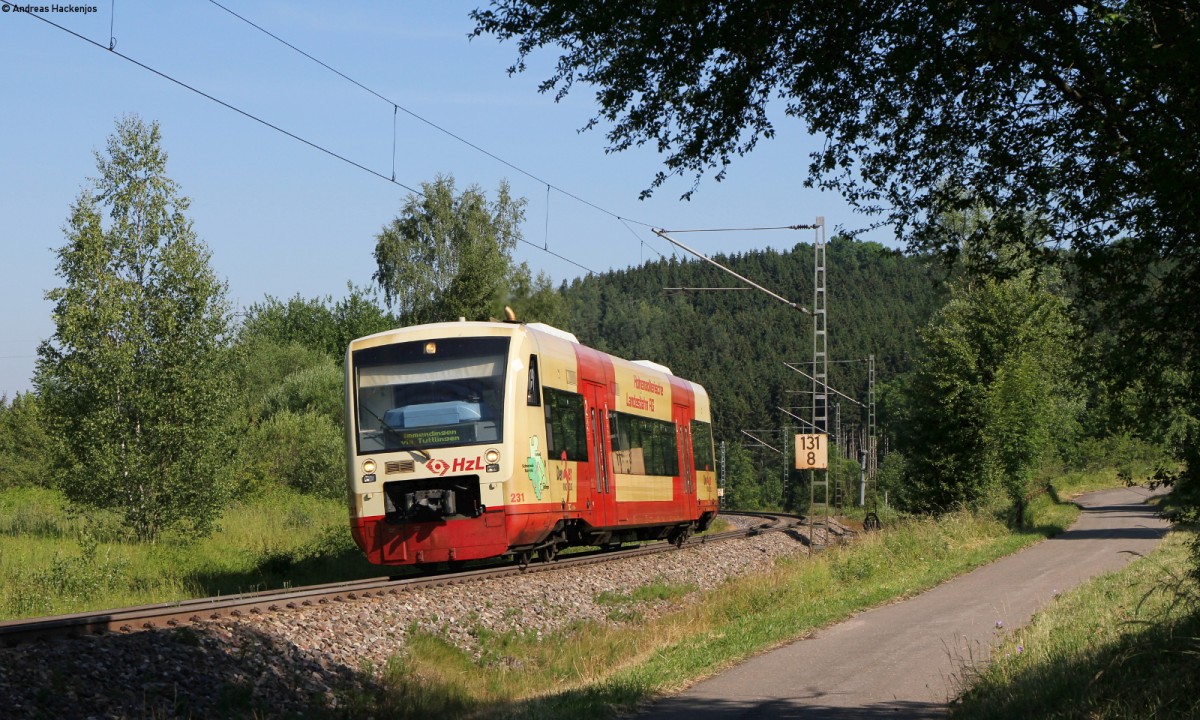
left=344, top=320, right=719, bottom=566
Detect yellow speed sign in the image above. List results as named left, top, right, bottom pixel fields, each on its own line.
left=794, top=433, right=828, bottom=470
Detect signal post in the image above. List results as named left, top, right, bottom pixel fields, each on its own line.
left=796, top=432, right=830, bottom=547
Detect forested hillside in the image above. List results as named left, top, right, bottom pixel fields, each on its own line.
left=558, top=237, right=944, bottom=449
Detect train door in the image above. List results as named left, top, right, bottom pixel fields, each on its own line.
left=584, top=381, right=615, bottom=528
left=673, top=403, right=698, bottom=518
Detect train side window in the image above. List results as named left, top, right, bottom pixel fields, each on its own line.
left=527, top=354, right=541, bottom=406
left=691, top=420, right=715, bottom=472
left=543, top=387, right=587, bottom=461
left=609, top=411, right=679, bottom=476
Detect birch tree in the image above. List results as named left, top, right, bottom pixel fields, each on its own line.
left=36, top=116, right=235, bottom=541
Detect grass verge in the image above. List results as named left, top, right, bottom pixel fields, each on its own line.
left=950, top=527, right=1199, bottom=719
left=3, top=472, right=1169, bottom=719
left=0, top=486, right=381, bottom=619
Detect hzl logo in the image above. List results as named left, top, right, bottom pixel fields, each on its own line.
left=427, top=457, right=484, bottom=476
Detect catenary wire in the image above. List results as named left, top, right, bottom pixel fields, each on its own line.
left=21, top=11, right=424, bottom=196
left=22, top=9, right=607, bottom=274
left=663, top=225, right=821, bottom=233
left=24, top=8, right=805, bottom=279
left=204, top=0, right=656, bottom=231
left=619, top=218, right=668, bottom=261
left=202, top=2, right=828, bottom=267
left=519, top=239, right=596, bottom=275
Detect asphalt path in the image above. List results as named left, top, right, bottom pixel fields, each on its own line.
left=640, top=485, right=1170, bottom=719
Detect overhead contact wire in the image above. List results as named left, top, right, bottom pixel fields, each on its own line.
left=619, top=218, right=666, bottom=260
left=23, top=11, right=423, bottom=196
left=520, top=239, right=595, bottom=275
left=663, top=224, right=821, bottom=233
left=30, top=8, right=773, bottom=278
left=391, top=105, right=398, bottom=182
left=204, top=0, right=655, bottom=230
left=33, top=5, right=602, bottom=276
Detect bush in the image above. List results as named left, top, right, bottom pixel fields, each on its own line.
left=261, top=361, right=344, bottom=426
left=1063, top=434, right=1171, bottom=481
left=233, top=338, right=333, bottom=414
left=721, top=441, right=764, bottom=510
left=3, top=532, right=131, bottom=617
left=242, top=410, right=345, bottom=499
left=0, top=392, right=57, bottom=489
left=875, top=451, right=909, bottom=509
left=828, top=450, right=864, bottom=510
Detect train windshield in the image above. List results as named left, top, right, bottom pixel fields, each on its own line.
left=353, top=336, right=510, bottom=455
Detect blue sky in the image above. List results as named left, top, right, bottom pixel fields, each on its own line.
left=0, top=1, right=897, bottom=398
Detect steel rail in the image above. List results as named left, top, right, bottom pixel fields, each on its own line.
left=0, top=512, right=837, bottom=647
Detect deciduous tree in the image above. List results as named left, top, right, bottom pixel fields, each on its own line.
left=505, top=262, right=567, bottom=327
left=0, top=392, right=56, bottom=489
left=474, top=0, right=1199, bottom=518
left=893, top=273, right=1078, bottom=517
left=373, top=174, right=525, bottom=324
left=240, top=283, right=393, bottom=360
left=35, top=116, right=235, bottom=541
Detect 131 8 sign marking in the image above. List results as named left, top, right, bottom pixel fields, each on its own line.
left=794, top=433, right=829, bottom=470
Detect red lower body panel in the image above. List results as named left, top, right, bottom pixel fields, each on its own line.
left=351, top=499, right=717, bottom=566
left=352, top=508, right=510, bottom=565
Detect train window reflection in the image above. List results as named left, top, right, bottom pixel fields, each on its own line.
left=609, top=411, right=679, bottom=476
left=543, top=387, right=587, bottom=462
left=353, top=337, right=510, bottom=454
left=691, top=420, right=714, bottom=472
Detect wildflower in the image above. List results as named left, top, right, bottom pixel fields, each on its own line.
left=995, top=620, right=1004, bottom=628
left=1017, top=645, right=1024, bottom=654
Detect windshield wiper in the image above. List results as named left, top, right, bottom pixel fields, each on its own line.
left=359, top=406, right=433, bottom=461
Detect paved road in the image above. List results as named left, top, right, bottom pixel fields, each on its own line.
left=640, top=486, right=1170, bottom=719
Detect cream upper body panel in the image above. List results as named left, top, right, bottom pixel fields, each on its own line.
left=347, top=321, right=519, bottom=353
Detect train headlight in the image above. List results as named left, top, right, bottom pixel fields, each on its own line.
left=484, top=448, right=500, bottom=464
left=362, top=459, right=377, bottom=475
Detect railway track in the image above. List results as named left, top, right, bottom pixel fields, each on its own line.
left=0, top=511, right=840, bottom=648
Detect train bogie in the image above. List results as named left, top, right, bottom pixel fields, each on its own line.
left=345, top=320, right=718, bottom=567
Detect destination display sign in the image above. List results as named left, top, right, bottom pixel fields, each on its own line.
left=392, top=424, right=476, bottom=447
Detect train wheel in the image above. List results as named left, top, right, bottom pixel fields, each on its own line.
left=863, top=512, right=882, bottom=531
left=517, top=550, right=533, bottom=570
left=538, top=544, right=558, bottom=563
left=671, top=526, right=691, bottom=548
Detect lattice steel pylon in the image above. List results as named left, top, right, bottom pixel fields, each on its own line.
left=861, top=352, right=883, bottom=531
left=809, top=217, right=830, bottom=547
left=868, top=354, right=877, bottom=479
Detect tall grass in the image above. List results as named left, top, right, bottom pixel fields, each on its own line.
left=0, top=486, right=378, bottom=619
left=952, top=529, right=1199, bottom=718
